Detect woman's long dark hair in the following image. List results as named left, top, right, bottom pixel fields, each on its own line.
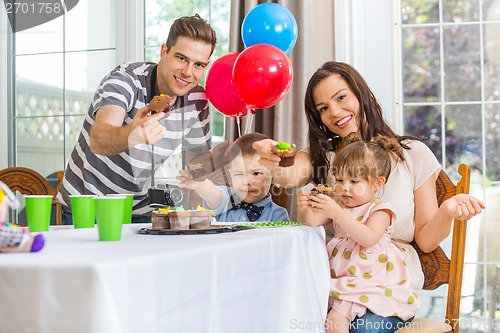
left=304, top=61, right=417, bottom=184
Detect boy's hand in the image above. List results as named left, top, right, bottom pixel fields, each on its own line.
left=176, top=169, right=196, bottom=189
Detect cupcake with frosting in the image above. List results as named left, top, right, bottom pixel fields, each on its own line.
left=310, top=184, right=335, bottom=198
left=151, top=207, right=170, bottom=230
left=271, top=141, right=297, bottom=167
left=189, top=205, right=215, bottom=229
left=168, top=206, right=190, bottom=230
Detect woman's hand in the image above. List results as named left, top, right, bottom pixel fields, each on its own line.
left=252, top=140, right=313, bottom=189
left=442, top=194, right=485, bottom=221
left=252, top=138, right=280, bottom=167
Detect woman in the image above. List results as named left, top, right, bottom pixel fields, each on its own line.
left=253, top=61, right=485, bottom=332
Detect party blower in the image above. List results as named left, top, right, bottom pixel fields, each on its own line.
left=0, top=181, right=45, bottom=253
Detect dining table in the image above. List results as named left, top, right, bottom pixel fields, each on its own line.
left=0, top=223, right=330, bottom=333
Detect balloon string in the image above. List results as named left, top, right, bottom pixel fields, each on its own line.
left=236, top=116, right=242, bottom=138
left=244, top=108, right=254, bottom=134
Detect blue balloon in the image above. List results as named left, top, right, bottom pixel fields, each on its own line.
left=241, top=3, right=298, bottom=55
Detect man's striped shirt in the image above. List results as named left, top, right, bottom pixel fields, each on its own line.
left=57, top=62, right=211, bottom=215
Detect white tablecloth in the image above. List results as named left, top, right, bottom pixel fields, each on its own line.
left=0, top=224, right=330, bottom=333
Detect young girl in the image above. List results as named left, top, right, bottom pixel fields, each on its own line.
left=305, top=134, right=419, bottom=333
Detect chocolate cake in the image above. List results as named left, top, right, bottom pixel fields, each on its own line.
left=149, top=94, right=172, bottom=114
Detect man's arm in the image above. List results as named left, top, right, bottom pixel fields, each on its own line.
left=89, top=105, right=167, bottom=155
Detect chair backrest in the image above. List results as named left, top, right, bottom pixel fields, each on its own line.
left=410, top=163, right=471, bottom=332
left=0, top=167, right=64, bottom=226
left=270, top=184, right=290, bottom=210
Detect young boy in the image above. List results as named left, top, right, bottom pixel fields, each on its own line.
left=177, top=133, right=290, bottom=222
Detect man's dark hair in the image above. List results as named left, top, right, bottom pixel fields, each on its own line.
left=166, top=14, right=217, bottom=56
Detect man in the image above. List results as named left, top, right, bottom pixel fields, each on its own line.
left=57, top=14, right=217, bottom=223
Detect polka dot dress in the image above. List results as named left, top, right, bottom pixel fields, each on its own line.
left=327, top=201, right=420, bottom=321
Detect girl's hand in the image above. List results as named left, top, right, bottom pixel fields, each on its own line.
left=252, top=138, right=280, bottom=168
left=297, top=191, right=312, bottom=209
left=308, top=194, right=340, bottom=220
left=297, top=191, right=331, bottom=226
left=442, top=194, right=485, bottom=221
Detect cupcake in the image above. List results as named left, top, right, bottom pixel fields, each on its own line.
left=151, top=207, right=170, bottom=230
left=189, top=206, right=215, bottom=229
left=186, top=163, right=208, bottom=182
left=271, top=141, right=297, bottom=167
left=168, top=206, right=190, bottom=230
left=310, top=184, right=335, bottom=198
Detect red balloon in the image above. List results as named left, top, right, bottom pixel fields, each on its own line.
left=205, top=53, right=248, bottom=118
left=232, top=44, right=293, bottom=109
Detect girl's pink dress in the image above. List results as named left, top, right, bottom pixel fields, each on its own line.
left=327, top=200, right=420, bottom=321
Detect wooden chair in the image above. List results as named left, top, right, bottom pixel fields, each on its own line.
left=270, top=183, right=291, bottom=210
left=0, top=167, right=64, bottom=226
left=396, top=163, right=471, bottom=333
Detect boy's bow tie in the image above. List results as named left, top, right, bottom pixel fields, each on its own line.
left=231, top=201, right=264, bottom=221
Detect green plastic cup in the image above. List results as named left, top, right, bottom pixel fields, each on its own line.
left=106, top=194, right=134, bottom=224
left=94, top=196, right=125, bottom=241
left=70, top=195, right=97, bottom=228
left=25, top=195, right=52, bottom=232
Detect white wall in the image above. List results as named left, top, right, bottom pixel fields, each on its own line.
left=334, top=0, right=398, bottom=130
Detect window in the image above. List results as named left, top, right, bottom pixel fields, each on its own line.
left=401, top=0, right=500, bottom=323
left=6, top=0, right=116, bottom=179
left=144, top=0, right=231, bottom=140
left=2, top=0, right=230, bottom=180
left=2, top=0, right=231, bottom=218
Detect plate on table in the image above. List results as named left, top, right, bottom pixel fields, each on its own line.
left=138, top=225, right=251, bottom=235
left=212, top=221, right=305, bottom=228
